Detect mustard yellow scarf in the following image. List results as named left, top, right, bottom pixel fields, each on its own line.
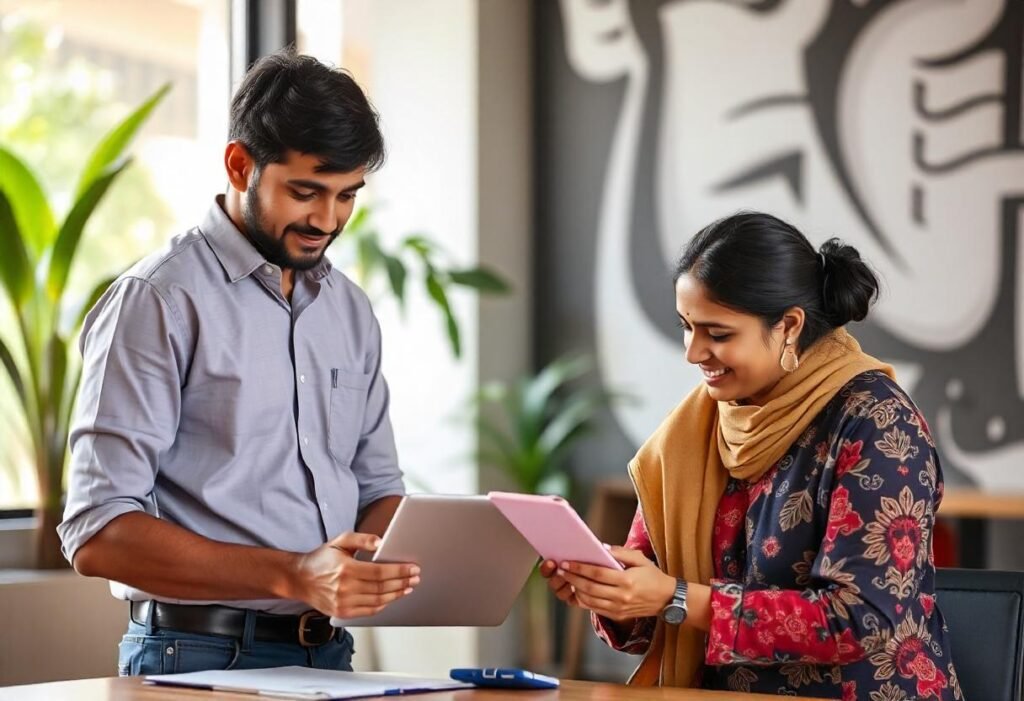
left=626, top=329, right=894, bottom=687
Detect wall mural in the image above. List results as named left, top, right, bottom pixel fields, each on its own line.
left=543, top=0, right=1024, bottom=490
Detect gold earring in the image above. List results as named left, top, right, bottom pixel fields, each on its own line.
left=780, top=338, right=799, bottom=373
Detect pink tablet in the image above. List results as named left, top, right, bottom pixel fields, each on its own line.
left=488, top=492, right=624, bottom=571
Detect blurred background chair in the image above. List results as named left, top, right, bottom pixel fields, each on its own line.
left=936, top=568, right=1024, bottom=701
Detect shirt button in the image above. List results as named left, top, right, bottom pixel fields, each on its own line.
left=263, top=264, right=273, bottom=274
left=299, top=374, right=306, bottom=383
left=303, top=436, right=309, bottom=446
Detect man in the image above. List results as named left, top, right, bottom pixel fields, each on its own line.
left=58, top=49, right=418, bottom=675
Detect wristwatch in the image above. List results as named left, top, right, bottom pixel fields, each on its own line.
left=660, top=578, right=688, bottom=625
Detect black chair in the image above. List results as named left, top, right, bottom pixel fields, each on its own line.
left=936, top=568, right=1024, bottom=701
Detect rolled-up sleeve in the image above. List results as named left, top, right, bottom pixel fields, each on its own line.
left=58, top=277, right=188, bottom=563
left=351, top=312, right=405, bottom=512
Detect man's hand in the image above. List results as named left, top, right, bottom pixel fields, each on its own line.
left=556, top=546, right=675, bottom=622
left=291, top=531, right=420, bottom=619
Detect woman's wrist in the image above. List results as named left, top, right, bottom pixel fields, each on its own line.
left=652, top=571, right=679, bottom=617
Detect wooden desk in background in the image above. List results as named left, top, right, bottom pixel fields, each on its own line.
left=934, top=488, right=1024, bottom=569
left=0, top=676, right=830, bottom=701
left=562, top=480, right=1024, bottom=678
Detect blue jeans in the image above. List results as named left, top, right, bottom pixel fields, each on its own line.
left=117, top=614, right=355, bottom=676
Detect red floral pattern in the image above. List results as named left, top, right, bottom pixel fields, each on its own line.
left=593, top=371, right=961, bottom=699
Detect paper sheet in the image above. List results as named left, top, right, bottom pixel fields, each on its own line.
left=146, top=666, right=472, bottom=700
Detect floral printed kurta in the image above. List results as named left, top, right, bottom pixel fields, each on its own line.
left=595, top=371, right=962, bottom=700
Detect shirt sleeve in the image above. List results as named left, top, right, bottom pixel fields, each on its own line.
left=705, top=398, right=942, bottom=667
left=58, top=277, right=189, bottom=563
left=592, top=505, right=659, bottom=654
left=351, top=311, right=405, bottom=512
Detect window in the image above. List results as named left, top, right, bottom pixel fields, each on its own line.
left=0, top=0, right=230, bottom=509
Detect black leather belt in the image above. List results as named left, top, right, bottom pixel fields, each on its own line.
left=130, top=601, right=337, bottom=647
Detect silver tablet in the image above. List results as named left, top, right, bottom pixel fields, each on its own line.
left=332, top=494, right=538, bottom=627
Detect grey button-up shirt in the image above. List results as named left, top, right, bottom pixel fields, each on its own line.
left=58, top=197, right=405, bottom=613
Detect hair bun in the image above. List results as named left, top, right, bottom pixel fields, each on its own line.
left=818, top=238, right=879, bottom=327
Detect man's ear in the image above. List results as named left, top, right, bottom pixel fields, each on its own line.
left=224, top=141, right=255, bottom=193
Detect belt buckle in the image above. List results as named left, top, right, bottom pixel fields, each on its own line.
left=298, top=611, right=328, bottom=647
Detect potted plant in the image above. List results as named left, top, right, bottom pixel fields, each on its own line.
left=474, top=355, right=616, bottom=669
left=0, top=84, right=171, bottom=569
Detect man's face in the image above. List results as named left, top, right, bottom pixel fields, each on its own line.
left=242, top=150, right=366, bottom=270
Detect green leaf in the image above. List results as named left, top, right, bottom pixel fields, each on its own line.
left=426, top=270, right=460, bottom=357
left=475, top=380, right=507, bottom=403
left=0, top=146, right=54, bottom=258
left=0, top=188, right=34, bottom=309
left=0, top=336, right=27, bottom=405
left=356, top=230, right=385, bottom=285
left=401, top=234, right=437, bottom=258
left=518, top=355, right=593, bottom=445
left=46, top=160, right=131, bottom=304
left=448, top=266, right=511, bottom=294
left=500, top=382, right=528, bottom=445
left=443, top=305, right=460, bottom=358
left=536, top=390, right=606, bottom=457
left=383, top=254, right=407, bottom=310
left=476, top=419, right=520, bottom=468
left=542, top=427, right=590, bottom=484
left=45, top=334, right=68, bottom=431
left=74, top=83, right=171, bottom=200
left=345, top=205, right=372, bottom=234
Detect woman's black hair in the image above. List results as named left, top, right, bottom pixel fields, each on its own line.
left=229, top=48, right=385, bottom=174
left=673, top=212, right=879, bottom=351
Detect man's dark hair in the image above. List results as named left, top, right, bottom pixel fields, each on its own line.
left=229, top=48, right=385, bottom=173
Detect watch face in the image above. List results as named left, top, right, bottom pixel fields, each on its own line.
left=662, top=604, right=686, bottom=625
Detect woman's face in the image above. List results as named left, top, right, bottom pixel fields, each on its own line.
left=675, top=274, right=800, bottom=405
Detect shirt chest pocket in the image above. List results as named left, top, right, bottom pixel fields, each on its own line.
left=328, top=368, right=372, bottom=466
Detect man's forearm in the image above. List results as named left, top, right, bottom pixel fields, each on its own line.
left=72, top=511, right=300, bottom=602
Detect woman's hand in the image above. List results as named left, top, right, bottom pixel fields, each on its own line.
left=557, top=546, right=677, bottom=622
left=540, top=559, right=579, bottom=606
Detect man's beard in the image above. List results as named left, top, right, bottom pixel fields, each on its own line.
left=243, top=183, right=339, bottom=271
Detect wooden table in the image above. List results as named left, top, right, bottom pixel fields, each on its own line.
left=0, top=676, right=827, bottom=701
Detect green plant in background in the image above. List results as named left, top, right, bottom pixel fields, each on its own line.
left=0, top=19, right=176, bottom=282
left=473, top=354, right=616, bottom=670
left=475, top=355, right=612, bottom=497
left=0, top=16, right=175, bottom=513
left=0, top=84, right=170, bottom=569
left=343, top=206, right=510, bottom=357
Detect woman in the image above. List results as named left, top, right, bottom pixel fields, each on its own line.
left=543, top=213, right=961, bottom=699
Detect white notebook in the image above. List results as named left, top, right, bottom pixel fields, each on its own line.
left=145, top=666, right=471, bottom=700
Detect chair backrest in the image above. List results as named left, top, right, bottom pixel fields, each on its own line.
left=936, top=568, right=1024, bottom=701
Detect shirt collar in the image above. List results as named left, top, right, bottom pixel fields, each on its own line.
left=201, top=196, right=334, bottom=284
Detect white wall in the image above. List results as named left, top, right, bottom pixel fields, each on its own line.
left=369, top=0, right=480, bottom=499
